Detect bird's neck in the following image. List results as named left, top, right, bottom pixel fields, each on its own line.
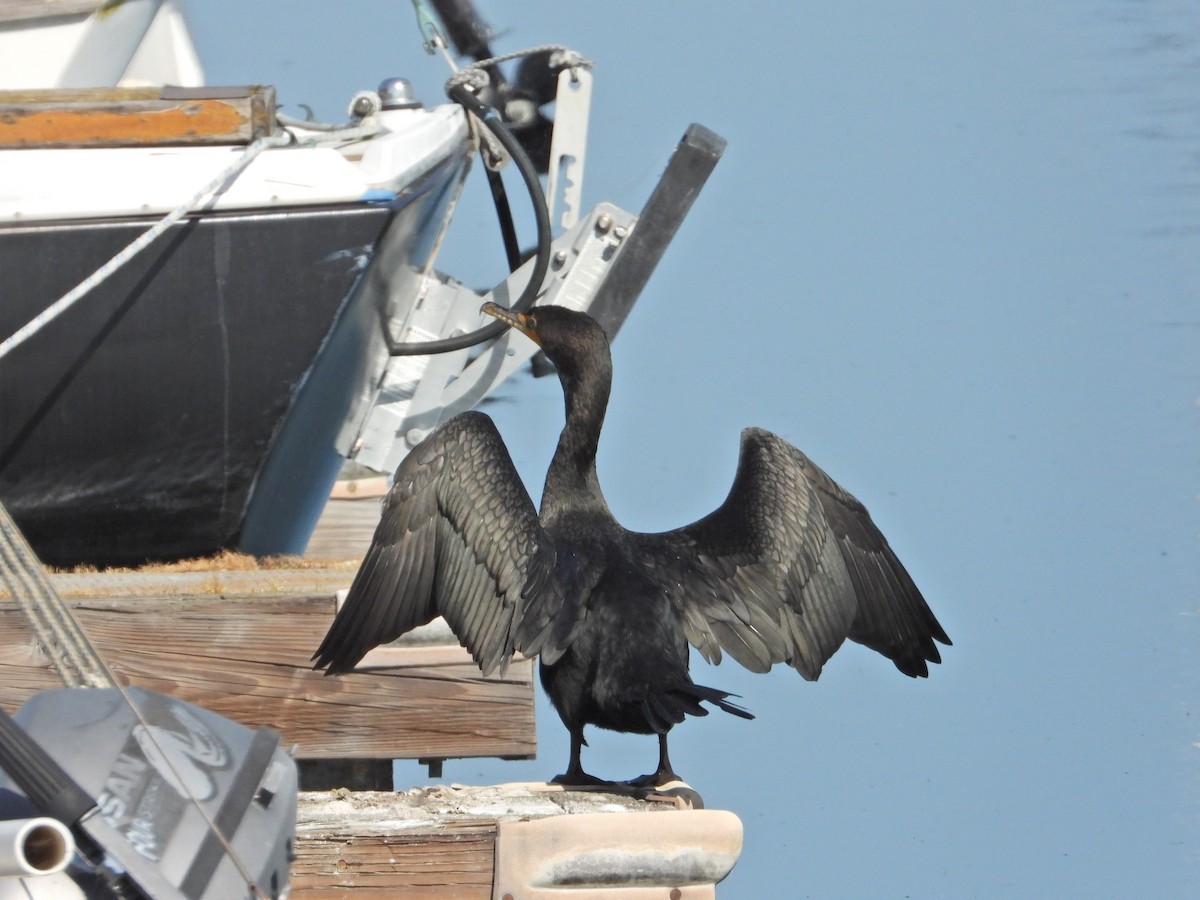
left=542, top=361, right=612, bottom=516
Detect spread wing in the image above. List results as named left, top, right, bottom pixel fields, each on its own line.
left=312, top=411, right=565, bottom=677
left=633, top=428, right=950, bottom=681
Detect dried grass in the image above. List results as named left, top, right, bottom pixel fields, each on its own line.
left=50, top=549, right=360, bottom=576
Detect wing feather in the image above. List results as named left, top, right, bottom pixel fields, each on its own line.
left=312, top=411, right=563, bottom=677
left=633, top=428, right=949, bottom=680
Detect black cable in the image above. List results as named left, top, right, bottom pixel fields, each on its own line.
left=485, top=164, right=523, bottom=272
left=385, top=82, right=552, bottom=356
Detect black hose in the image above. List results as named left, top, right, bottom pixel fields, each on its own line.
left=384, top=82, right=552, bottom=356
left=485, top=164, right=523, bottom=272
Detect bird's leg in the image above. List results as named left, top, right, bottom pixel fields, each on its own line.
left=628, top=732, right=682, bottom=788
left=551, top=726, right=610, bottom=787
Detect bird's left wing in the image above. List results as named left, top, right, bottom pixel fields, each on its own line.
left=633, top=428, right=949, bottom=680
left=312, top=411, right=564, bottom=677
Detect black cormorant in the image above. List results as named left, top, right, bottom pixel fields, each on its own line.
left=313, top=303, right=951, bottom=786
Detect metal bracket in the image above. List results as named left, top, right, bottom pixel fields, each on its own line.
left=349, top=122, right=727, bottom=477
left=545, top=67, right=593, bottom=230
left=351, top=202, right=637, bottom=473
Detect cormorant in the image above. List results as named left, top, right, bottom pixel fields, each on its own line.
left=313, top=302, right=950, bottom=786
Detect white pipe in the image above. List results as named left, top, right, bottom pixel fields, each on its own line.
left=0, top=818, right=74, bottom=877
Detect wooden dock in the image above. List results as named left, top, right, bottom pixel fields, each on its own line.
left=293, top=785, right=741, bottom=898
left=305, top=491, right=387, bottom=561
left=0, top=568, right=537, bottom=767
left=1, top=491, right=541, bottom=769
left=0, top=495, right=745, bottom=896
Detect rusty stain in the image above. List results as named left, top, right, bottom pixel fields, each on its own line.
left=0, top=103, right=250, bottom=146
left=95, top=1, right=125, bottom=21
left=0, top=89, right=276, bottom=148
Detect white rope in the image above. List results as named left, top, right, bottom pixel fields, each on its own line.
left=444, top=44, right=595, bottom=94
left=275, top=114, right=383, bottom=143
left=0, top=503, right=114, bottom=689
left=0, top=131, right=292, bottom=363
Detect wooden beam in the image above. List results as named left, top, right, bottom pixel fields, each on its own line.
left=295, top=818, right=496, bottom=898
left=0, top=580, right=536, bottom=763
left=0, top=86, right=276, bottom=147
left=306, top=497, right=385, bottom=561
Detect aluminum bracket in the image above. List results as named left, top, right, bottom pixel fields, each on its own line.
left=352, top=201, right=636, bottom=474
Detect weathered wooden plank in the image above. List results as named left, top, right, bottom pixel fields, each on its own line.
left=0, top=86, right=275, bottom=147
left=291, top=786, right=737, bottom=898
left=293, top=788, right=511, bottom=898
left=0, top=589, right=536, bottom=762
left=293, top=824, right=495, bottom=898
left=306, top=497, right=382, bottom=561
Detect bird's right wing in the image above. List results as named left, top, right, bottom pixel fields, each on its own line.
left=312, top=411, right=564, bottom=677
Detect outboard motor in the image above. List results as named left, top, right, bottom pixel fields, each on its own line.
left=0, top=687, right=297, bottom=899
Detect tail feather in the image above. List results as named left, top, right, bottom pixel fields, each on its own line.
left=682, top=683, right=755, bottom=720
left=642, top=694, right=687, bottom=733
left=639, top=683, right=756, bottom=734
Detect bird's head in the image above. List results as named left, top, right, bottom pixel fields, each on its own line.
left=481, top=303, right=610, bottom=380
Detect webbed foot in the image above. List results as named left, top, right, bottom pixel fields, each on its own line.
left=625, top=768, right=682, bottom=789
left=551, top=770, right=614, bottom=788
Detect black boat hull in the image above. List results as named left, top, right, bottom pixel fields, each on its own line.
left=0, top=158, right=462, bottom=567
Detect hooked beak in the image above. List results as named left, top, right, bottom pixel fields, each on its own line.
left=481, top=301, right=540, bottom=345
